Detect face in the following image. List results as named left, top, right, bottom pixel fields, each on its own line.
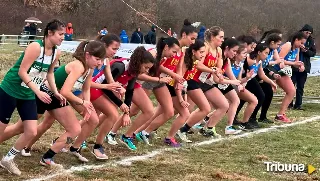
left=48, top=27, right=65, bottom=46
left=140, top=62, right=154, bottom=74
left=246, top=43, right=255, bottom=53
left=86, top=54, right=102, bottom=69
left=226, top=46, right=239, bottom=59
left=303, top=31, right=312, bottom=38
left=294, top=38, right=306, bottom=48
left=182, top=32, right=198, bottom=46
left=163, top=44, right=180, bottom=58
left=138, top=28, right=141, bottom=32
left=211, top=31, right=224, bottom=47
left=193, top=46, right=206, bottom=61
left=236, top=48, right=247, bottom=61
left=106, top=41, right=120, bottom=58
left=270, top=40, right=282, bottom=49
left=258, top=48, right=270, bottom=61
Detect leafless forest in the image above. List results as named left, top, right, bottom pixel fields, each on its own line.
left=1, top=0, right=320, bottom=43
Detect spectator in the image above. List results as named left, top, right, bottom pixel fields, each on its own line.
left=197, top=25, right=206, bottom=41
left=130, top=27, right=143, bottom=44
left=167, top=28, right=172, bottom=36
left=290, top=24, right=316, bottom=110
left=98, top=26, right=108, bottom=35
left=23, top=23, right=31, bottom=34
left=120, top=30, right=129, bottom=43
left=65, top=22, right=74, bottom=41
left=29, top=23, right=37, bottom=42
left=145, top=25, right=157, bottom=44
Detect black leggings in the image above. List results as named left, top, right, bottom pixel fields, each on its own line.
left=236, top=78, right=265, bottom=120
left=259, top=81, right=273, bottom=119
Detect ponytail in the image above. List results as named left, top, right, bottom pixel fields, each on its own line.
left=73, top=40, right=106, bottom=68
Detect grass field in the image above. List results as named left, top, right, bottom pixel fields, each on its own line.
left=0, top=44, right=320, bottom=181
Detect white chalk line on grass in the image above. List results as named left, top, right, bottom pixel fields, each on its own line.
left=26, top=115, right=320, bottom=181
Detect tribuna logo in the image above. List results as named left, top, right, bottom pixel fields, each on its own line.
left=264, top=162, right=305, bottom=172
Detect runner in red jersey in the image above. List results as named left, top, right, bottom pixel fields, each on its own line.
left=135, top=20, right=199, bottom=147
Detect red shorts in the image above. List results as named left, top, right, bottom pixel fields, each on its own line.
left=90, top=88, right=104, bottom=102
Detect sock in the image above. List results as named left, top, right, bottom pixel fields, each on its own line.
left=277, top=114, right=283, bottom=117
left=43, top=149, right=56, bottom=160
left=109, top=132, right=116, bottom=136
left=93, top=144, right=102, bottom=150
left=70, top=146, right=78, bottom=152
left=3, top=147, right=20, bottom=161
left=180, top=124, right=191, bottom=133
left=142, top=130, right=149, bottom=136
left=207, top=127, right=213, bottom=130
left=204, top=116, right=210, bottom=122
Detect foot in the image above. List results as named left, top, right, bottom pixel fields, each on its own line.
left=40, top=158, right=63, bottom=169
left=275, top=114, right=292, bottom=123
left=258, top=118, right=274, bottom=124
left=293, top=106, right=304, bottom=111
left=239, top=122, right=255, bottom=130
left=164, top=138, right=181, bottom=147
left=199, top=128, right=222, bottom=138
left=80, top=141, right=88, bottom=149
left=21, top=147, right=31, bottom=157
left=106, top=133, right=118, bottom=145
left=51, top=139, right=68, bottom=153
left=249, top=118, right=260, bottom=128
left=176, top=130, right=192, bottom=143
left=138, top=132, right=151, bottom=145
left=120, top=135, right=137, bottom=151
left=0, top=158, right=21, bottom=175
left=70, top=148, right=89, bottom=162
left=92, top=145, right=108, bottom=160
left=225, top=126, right=242, bottom=135
left=233, top=118, right=242, bottom=125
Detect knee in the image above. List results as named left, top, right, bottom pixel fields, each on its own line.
left=232, top=97, right=240, bottom=107
left=69, top=124, right=82, bottom=138
left=221, top=101, right=230, bottom=113
left=287, top=88, right=296, bottom=97
left=24, top=127, right=37, bottom=138
left=141, top=107, right=154, bottom=118
left=109, top=112, right=119, bottom=123
left=89, top=117, right=99, bottom=127
left=163, top=108, right=174, bottom=120
left=202, top=105, right=211, bottom=116
left=251, top=97, right=258, bottom=107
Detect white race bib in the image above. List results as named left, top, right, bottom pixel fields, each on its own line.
left=199, top=71, right=210, bottom=83
left=204, top=75, right=216, bottom=85
left=21, top=67, right=46, bottom=88
left=218, top=83, right=229, bottom=90
left=160, top=73, right=170, bottom=78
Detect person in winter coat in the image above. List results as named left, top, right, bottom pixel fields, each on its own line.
left=290, top=24, right=316, bottom=110
left=130, top=27, right=143, bottom=44
left=65, top=22, right=74, bottom=41
left=197, top=26, right=206, bottom=41
left=120, top=30, right=129, bottom=43
left=145, top=25, right=157, bottom=44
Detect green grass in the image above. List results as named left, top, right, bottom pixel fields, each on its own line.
left=0, top=44, right=320, bottom=181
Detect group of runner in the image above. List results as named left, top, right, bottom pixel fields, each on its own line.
left=0, top=19, right=308, bottom=175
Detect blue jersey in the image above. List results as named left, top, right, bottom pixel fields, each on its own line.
left=263, top=49, right=274, bottom=68
left=231, top=62, right=242, bottom=78
left=274, top=44, right=299, bottom=71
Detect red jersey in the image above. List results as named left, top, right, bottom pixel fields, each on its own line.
left=192, top=51, right=219, bottom=82
left=159, top=52, right=184, bottom=86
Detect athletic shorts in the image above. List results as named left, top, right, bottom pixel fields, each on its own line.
left=186, top=80, right=200, bottom=91
left=142, top=81, right=165, bottom=90
left=90, top=82, right=141, bottom=101
left=214, top=84, right=234, bottom=95
left=198, top=82, right=216, bottom=92
left=36, top=84, right=69, bottom=115
left=0, top=87, right=38, bottom=124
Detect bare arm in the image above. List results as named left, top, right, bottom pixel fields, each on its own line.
left=18, top=42, right=42, bottom=94
left=279, top=43, right=296, bottom=66
left=46, top=49, right=61, bottom=94
left=104, top=58, right=115, bottom=83
left=82, top=69, right=93, bottom=101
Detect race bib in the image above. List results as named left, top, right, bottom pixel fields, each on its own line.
left=21, top=67, right=46, bottom=89
left=218, top=83, right=229, bottom=90
left=279, top=66, right=292, bottom=77
left=199, top=71, right=210, bottom=83
left=204, top=75, right=216, bottom=85
left=160, top=73, right=170, bottom=78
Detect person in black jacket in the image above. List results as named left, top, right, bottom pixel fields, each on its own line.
left=145, top=25, right=156, bottom=44
left=290, top=24, right=316, bottom=110
left=130, top=27, right=143, bottom=44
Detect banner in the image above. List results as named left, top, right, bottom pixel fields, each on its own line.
left=58, top=41, right=320, bottom=77
left=58, top=41, right=156, bottom=58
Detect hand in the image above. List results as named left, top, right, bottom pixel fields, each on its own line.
left=279, top=62, right=285, bottom=69
left=104, top=82, right=122, bottom=92
left=159, top=77, right=172, bottom=84
left=214, top=70, right=224, bottom=81
left=173, top=74, right=185, bottom=84
left=231, top=79, right=241, bottom=86
left=246, top=69, right=254, bottom=79
left=179, top=100, right=190, bottom=108
left=271, top=81, right=277, bottom=92
left=175, top=82, right=184, bottom=90
left=82, top=100, right=94, bottom=121
left=181, top=46, right=188, bottom=54
left=299, top=65, right=305, bottom=72
left=36, top=91, right=52, bottom=104
left=53, top=92, right=67, bottom=106
left=116, top=87, right=126, bottom=99
left=293, top=61, right=302, bottom=68
left=237, top=84, right=245, bottom=92
left=122, top=114, right=131, bottom=127
left=120, top=103, right=129, bottom=113
left=273, top=73, right=281, bottom=80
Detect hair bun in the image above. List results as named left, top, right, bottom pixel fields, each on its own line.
left=184, top=19, right=192, bottom=26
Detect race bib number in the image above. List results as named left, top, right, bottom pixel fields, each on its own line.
left=21, top=67, right=46, bottom=89
left=218, top=83, right=229, bottom=90
left=204, top=75, right=216, bottom=85
left=279, top=66, right=292, bottom=77
left=199, top=72, right=210, bottom=83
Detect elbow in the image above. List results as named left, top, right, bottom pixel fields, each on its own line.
left=59, top=89, right=69, bottom=98
left=18, top=68, right=26, bottom=79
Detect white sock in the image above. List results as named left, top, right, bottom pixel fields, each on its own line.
left=142, top=130, right=149, bottom=136
left=3, top=147, right=20, bottom=161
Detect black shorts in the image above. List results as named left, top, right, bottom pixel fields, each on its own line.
left=214, top=84, right=234, bottom=95
left=186, top=80, right=200, bottom=91
left=0, top=87, right=37, bottom=124
left=198, top=82, right=216, bottom=92
left=166, top=84, right=177, bottom=97
left=36, top=84, right=69, bottom=114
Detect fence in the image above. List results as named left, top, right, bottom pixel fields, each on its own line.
left=0, top=34, right=44, bottom=47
